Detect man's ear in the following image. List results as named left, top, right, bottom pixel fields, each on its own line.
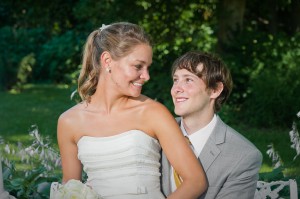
left=210, top=82, right=223, bottom=99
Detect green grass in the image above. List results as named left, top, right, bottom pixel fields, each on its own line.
left=0, top=84, right=76, bottom=145
left=0, top=84, right=299, bottom=178
left=232, top=124, right=300, bottom=176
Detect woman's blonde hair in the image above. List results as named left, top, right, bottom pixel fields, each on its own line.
left=78, top=22, right=152, bottom=102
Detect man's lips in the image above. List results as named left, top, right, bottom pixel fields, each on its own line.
left=174, top=97, right=188, bottom=103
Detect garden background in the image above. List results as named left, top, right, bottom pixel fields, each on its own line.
left=0, top=0, right=300, bottom=198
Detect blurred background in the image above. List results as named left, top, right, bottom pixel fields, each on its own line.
left=0, top=0, right=299, bottom=198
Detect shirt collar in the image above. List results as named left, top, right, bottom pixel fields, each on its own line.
left=180, top=114, right=217, bottom=157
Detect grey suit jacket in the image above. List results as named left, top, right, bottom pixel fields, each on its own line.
left=161, top=116, right=263, bottom=199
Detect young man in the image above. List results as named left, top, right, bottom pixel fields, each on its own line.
left=162, top=51, right=262, bottom=199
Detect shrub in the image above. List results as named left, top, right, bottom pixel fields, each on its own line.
left=0, top=27, right=47, bottom=90
left=1, top=125, right=61, bottom=199
left=35, top=31, right=84, bottom=84
left=259, top=111, right=300, bottom=197
left=225, top=31, right=300, bottom=128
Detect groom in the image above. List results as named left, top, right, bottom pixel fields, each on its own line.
left=162, top=51, right=262, bottom=199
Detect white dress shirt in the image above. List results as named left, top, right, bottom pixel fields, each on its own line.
left=170, top=114, right=217, bottom=191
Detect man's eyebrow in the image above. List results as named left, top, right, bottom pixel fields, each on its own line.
left=174, top=74, right=198, bottom=78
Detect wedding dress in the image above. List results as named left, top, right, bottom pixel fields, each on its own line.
left=77, top=130, right=165, bottom=199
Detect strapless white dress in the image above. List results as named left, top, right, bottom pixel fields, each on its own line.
left=77, top=130, right=165, bottom=199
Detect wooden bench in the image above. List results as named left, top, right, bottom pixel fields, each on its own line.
left=255, top=179, right=298, bottom=199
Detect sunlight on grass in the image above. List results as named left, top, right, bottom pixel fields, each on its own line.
left=5, top=134, right=32, bottom=143
left=259, top=163, right=273, bottom=173
left=0, top=84, right=76, bottom=141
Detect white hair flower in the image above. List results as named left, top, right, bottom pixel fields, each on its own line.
left=99, top=24, right=110, bottom=31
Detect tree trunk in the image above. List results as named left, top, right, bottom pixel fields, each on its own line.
left=217, top=0, right=246, bottom=52
left=291, top=0, right=300, bottom=33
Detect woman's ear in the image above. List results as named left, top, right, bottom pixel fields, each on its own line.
left=100, top=51, right=111, bottom=68
left=210, top=82, right=223, bottom=99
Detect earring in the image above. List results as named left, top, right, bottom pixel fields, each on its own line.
left=106, top=67, right=111, bottom=73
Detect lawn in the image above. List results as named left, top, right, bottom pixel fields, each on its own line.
left=0, top=84, right=76, bottom=145
left=1, top=84, right=299, bottom=177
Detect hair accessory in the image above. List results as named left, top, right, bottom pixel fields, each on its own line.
left=99, top=24, right=110, bottom=31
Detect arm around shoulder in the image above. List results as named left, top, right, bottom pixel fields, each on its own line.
left=146, top=102, right=207, bottom=198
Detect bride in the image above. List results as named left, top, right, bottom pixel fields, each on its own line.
left=52, top=22, right=207, bottom=199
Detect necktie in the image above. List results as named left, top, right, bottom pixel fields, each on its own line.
left=173, top=136, right=192, bottom=188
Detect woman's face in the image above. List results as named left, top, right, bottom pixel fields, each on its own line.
left=110, top=44, right=152, bottom=97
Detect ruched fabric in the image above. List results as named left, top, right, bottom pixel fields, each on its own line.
left=77, top=130, right=165, bottom=199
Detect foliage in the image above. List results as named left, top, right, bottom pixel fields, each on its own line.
left=259, top=111, right=300, bottom=197
left=1, top=0, right=299, bottom=129
left=223, top=29, right=300, bottom=128
left=1, top=125, right=61, bottom=199
left=0, top=123, right=90, bottom=199
left=35, top=30, right=84, bottom=84
left=138, top=0, right=217, bottom=108
left=0, top=26, right=47, bottom=90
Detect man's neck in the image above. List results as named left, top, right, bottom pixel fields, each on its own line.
left=182, top=111, right=215, bottom=135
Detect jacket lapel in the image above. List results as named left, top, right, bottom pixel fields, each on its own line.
left=163, top=116, right=227, bottom=192
left=199, top=116, right=226, bottom=172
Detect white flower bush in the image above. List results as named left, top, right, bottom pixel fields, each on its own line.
left=267, top=111, right=300, bottom=165
left=266, top=144, right=282, bottom=169
left=0, top=125, right=62, bottom=198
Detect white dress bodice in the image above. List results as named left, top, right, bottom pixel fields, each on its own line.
left=77, top=130, right=165, bottom=199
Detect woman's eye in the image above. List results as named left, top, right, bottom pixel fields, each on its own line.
left=173, top=78, right=178, bottom=83
left=186, top=78, right=193, bottom=82
left=135, top=64, right=143, bottom=70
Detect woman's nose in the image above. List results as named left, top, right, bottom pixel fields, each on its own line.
left=140, top=69, right=150, bottom=81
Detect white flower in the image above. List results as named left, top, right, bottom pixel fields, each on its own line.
left=50, top=179, right=102, bottom=199
left=266, top=144, right=282, bottom=169
left=289, top=121, right=300, bottom=160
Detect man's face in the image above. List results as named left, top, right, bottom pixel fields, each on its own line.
left=171, top=66, right=212, bottom=117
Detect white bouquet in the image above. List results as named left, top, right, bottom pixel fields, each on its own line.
left=50, top=179, right=102, bottom=199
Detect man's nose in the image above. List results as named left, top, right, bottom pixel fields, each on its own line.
left=172, top=82, right=184, bottom=93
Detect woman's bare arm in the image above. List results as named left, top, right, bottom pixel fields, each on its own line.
left=57, top=112, right=82, bottom=183
left=146, top=102, right=207, bottom=199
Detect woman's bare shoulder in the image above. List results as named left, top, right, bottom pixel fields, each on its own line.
left=59, top=103, right=84, bottom=122
left=137, top=95, right=173, bottom=118
left=57, top=102, right=88, bottom=137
